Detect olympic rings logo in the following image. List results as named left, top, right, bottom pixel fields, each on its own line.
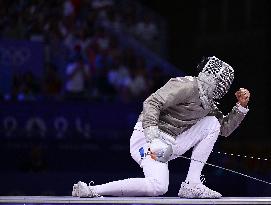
left=0, top=46, right=31, bottom=66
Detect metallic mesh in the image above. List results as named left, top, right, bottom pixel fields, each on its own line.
left=200, top=56, right=234, bottom=99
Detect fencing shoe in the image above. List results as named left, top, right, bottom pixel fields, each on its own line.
left=178, top=181, right=222, bottom=198
left=77, top=181, right=100, bottom=198
left=72, top=183, right=79, bottom=197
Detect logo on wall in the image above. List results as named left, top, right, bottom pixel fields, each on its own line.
left=0, top=46, right=31, bottom=66
left=1, top=116, right=92, bottom=139
left=0, top=39, right=44, bottom=79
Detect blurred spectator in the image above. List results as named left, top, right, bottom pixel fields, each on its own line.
left=11, top=71, right=40, bottom=101
left=0, top=0, right=167, bottom=103
left=91, top=0, right=114, bottom=10
left=95, top=65, right=117, bottom=102
left=92, top=27, right=111, bottom=52
left=105, top=9, right=123, bottom=32
left=63, top=0, right=75, bottom=17
left=121, top=3, right=137, bottom=35
left=29, top=13, right=44, bottom=41
left=3, top=15, right=24, bottom=39
left=122, top=47, right=137, bottom=69
left=149, top=65, right=168, bottom=93
left=107, top=54, right=131, bottom=102
left=64, top=55, right=90, bottom=100
left=42, top=64, right=63, bottom=100
left=129, top=57, right=148, bottom=100
left=134, top=14, right=158, bottom=43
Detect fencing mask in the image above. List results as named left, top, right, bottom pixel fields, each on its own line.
left=197, top=56, right=234, bottom=108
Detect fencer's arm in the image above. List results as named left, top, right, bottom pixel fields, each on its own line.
left=142, top=78, right=191, bottom=129
left=211, top=88, right=250, bottom=137
left=213, top=104, right=248, bottom=137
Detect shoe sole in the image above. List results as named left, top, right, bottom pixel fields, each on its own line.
left=178, top=187, right=221, bottom=199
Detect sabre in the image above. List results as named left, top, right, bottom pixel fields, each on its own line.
left=179, top=155, right=271, bottom=185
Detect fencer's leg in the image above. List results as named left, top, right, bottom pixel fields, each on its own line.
left=141, top=156, right=169, bottom=196
left=185, top=116, right=220, bottom=184
left=92, top=122, right=169, bottom=196
left=93, top=178, right=154, bottom=196
left=175, top=116, right=222, bottom=198
left=93, top=156, right=169, bottom=196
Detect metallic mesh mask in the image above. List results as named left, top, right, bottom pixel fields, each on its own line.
left=197, top=56, right=234, bottom=100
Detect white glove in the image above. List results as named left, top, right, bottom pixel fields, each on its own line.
left=148, top=138, right=173, bottom=163
left=144, top=126, right=176, bottom=163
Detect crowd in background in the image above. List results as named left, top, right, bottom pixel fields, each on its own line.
left=0, top=0, right=167, bottom=103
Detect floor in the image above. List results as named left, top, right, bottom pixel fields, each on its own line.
left=1, top=196, right=271, bottom=204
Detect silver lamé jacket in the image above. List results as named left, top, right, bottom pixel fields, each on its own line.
left=137, top=76, right=248, bottom=138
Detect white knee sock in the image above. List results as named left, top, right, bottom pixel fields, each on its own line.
left=185, top=130, right=219, bottom=184
left=93, top=157, right=169, bottom=196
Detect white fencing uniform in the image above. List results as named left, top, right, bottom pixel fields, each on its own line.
left=85, top=57, right=249, bottom=197
left=93, top=116, right=220, bottom=196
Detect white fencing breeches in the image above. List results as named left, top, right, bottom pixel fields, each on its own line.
left=93, top=116, right=220, bottom=196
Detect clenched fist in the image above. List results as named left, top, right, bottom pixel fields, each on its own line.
left=235, top=88, right=250, bottom=107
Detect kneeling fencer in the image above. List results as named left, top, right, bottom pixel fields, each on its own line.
left=72, top=56, right=250, bottom=198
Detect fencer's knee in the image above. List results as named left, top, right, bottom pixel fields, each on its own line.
left=209, top=116, right=221, bottom=128
left=145, top=177, right=168, bottom=196
left=202, top=116, right=221, bottom=132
